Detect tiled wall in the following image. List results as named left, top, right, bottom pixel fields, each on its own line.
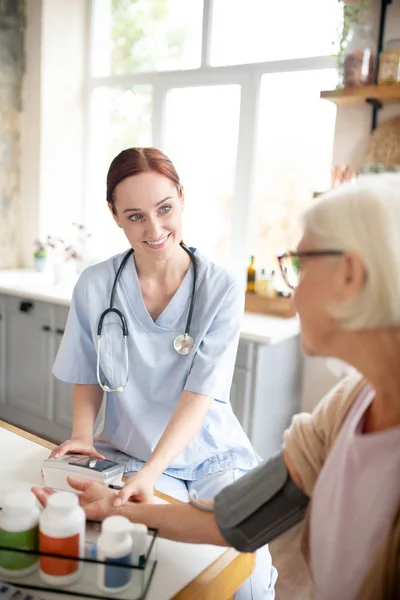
left=0, top=0, right=24, bottom=268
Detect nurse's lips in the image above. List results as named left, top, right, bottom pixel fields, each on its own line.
left=144, top=233, right=171, bottom=249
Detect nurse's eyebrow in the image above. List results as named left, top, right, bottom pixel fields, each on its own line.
left=122, top=197, right=173, bottom=213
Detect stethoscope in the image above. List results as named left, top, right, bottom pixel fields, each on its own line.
left=96, top=242, right=197, bottom=393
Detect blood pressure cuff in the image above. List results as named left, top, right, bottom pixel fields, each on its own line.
left=214, top=452, right=309, bottom=553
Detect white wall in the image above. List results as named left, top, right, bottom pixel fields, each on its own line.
left=20, top=0, right=87, bottom=267
left=301, top=0, right=400, bottom=413
left=0, top=2, right=25, bottom=268
left=20, top=0, right=42, bottom=268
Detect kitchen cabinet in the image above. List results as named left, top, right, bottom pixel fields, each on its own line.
left=0, top=295, right=73, bottom=443
left=0, top=295, right=5, bottom=404
left=231, top=336, right=302, bottom=460
left=230, top=367, right=253, bottom=434
left=5, top=296, right=53, bottom=420
left=53, top=305, right=74, bottom=430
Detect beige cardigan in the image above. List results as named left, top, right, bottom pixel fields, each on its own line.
left=283, top=372, right=368, bottom=562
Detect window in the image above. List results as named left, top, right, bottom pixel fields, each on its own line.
left=253, top=69, right=337, bottom=269
left=91, top=0, right=203, bottom=76
left=211, top=0, right=341, bottom=66
left=87, top=0, right=340, bottom=271
left=164, top=85, right=241, bottom=264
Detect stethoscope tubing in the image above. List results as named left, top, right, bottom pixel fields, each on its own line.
left=96, top=243, right=197, bottom=392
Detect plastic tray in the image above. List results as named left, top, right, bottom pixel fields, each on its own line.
left=0, top=521, right=158, bottom=600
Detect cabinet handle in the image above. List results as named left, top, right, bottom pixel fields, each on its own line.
left=56, top=328, right=65, bottom=335
left=42, top=325, right=51, bottom=332
left=20, top=301, right=34, bottom=313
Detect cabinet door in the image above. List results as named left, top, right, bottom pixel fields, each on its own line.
left=0, top=295, right=5, bottom=404
left=249, top=336, right=303, bottom=460
left=5, top=296, right=53, bottom=419
left=230, top=366, right=253, bottom=434
left=53, top=306, right=74, bottom=430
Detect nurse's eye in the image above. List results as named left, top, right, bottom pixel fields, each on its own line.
left=159, top=205, right=171, bottom=214
left=128, top=213, right=142, bottom=222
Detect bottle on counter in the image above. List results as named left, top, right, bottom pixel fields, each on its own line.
left=246, top=256, right=256, bottom=293
left=97, top=516, right=133, bottom=593
left=256, top=268, right=273, bottom=297
left=343, top=24, right=375, bottom=88
left=0, top=491, right=40, bottom=577
left=269, top=269, right=277, bottom=297
left=378, top=39, right=400, bottom=84
left=39, top=491, right=85, bottom=587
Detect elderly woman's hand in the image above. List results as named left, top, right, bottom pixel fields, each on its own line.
left=32, top=477, right=117, bottom=521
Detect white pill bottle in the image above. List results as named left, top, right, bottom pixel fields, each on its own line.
left=0, top=491, right=40, bottom=576
left=39, top=492, right=85, bottom=587
left=97, top=515, right=133, bottom=594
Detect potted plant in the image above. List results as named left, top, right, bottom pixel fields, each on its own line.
left=47, top=236, right=82, bottom=285
left=33, top=240, right=48, bottom=272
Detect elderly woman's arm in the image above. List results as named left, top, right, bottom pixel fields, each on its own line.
left=32, top=453, right=307, bottom=552
left=283, top=372, right=366, bottom=495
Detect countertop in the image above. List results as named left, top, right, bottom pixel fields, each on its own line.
left=0, top=269, right=300, bottom=345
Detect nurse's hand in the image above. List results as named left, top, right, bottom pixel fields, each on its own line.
left=32, top=477, right=116, bottom=521
left=49, top=438, right=105, bottom=460
left=114, top=470, right=156, bottom=507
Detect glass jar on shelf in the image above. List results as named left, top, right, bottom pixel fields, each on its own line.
left=378, top=39, right=400, bottom=84
left=343, top=24, right=376, bottom=88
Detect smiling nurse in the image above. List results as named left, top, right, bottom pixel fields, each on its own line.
left=49, top=148, right=277, bottom=599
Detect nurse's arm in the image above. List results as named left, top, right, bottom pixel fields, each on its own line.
left=116, top=390, right=213, bottom=504
left=49, top=384, right=104, bottom=458
left=146, top=390, right=213, bottom=473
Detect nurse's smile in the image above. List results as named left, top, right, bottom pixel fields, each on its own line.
left=145, top=233, right=172, bottom=249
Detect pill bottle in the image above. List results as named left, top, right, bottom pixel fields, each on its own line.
left=97, top=515, right=133, bottom=593
left=39, top=492, right=85, bottom=587
left=0, top=491, right=40, bottom=576
left=131, top=523, right=148, bottom=567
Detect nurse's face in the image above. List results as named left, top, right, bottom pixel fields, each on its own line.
left=111, top=171, right=184, bottom=260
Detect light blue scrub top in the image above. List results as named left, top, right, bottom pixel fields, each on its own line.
left=53, top=250, right=260, bottom=480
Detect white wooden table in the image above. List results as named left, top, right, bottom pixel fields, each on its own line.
left=0, top=421, right=254, bottom=599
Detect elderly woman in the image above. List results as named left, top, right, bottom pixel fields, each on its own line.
left=33, top=174, right=400, bottom=600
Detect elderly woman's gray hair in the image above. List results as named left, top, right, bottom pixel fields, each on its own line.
left=302, top=173, right=400, bottom=330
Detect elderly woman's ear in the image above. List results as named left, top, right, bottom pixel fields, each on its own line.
left=338, top=251, right=368, bottom=302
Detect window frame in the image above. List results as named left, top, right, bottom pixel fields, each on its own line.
left=85, top=0, right=336, bottom=275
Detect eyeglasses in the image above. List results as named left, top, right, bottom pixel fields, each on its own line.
left=277, top=250, right=345, bottom=290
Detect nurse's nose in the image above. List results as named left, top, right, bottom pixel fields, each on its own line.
left=145, top=217, right=163, bottom=241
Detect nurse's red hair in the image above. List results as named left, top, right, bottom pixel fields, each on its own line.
left=106, top=147, right=182, bottom=213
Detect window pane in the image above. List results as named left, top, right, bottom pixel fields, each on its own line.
left=211, top=0, right=341, bottom=66
left=86, top=86, right=152, bottom=258
left=164, top=85, right=241, bottom=266
left=92, top=0, right=203, bottom=76
left=253, top=70, right=337, bottom=271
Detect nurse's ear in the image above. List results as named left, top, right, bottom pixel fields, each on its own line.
left=179, top=185, right=185, bottom=211
left=108, top=202, right=123, bottom=228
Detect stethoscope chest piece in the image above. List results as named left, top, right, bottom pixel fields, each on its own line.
left=174, top=333, right=194, bottom=356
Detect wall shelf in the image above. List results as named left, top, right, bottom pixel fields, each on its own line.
left=320, top=85, right=400, bottom=107
left=320, top=0, right=394, bottom=131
